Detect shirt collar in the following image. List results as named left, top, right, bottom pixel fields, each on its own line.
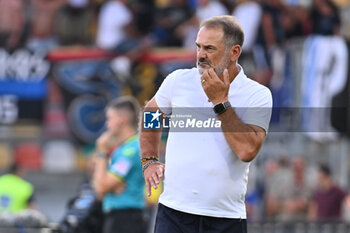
left=230, top=64, right=245, bottom=88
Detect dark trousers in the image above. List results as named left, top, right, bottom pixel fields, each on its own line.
left=103, top=209, right=145, bottom=233
left=154, top=203, right=247, bottom=233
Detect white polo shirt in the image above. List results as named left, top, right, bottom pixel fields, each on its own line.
left=155, top=65, right=272, bottom=218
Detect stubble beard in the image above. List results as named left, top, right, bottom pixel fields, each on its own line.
left=198, top=65, right=205, bottom=75
left=197, top=51, right=230, bottom=76
left=197, top=60, right=211, bottom=75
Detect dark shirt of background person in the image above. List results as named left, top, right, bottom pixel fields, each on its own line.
left=311, top=0, right=341, bottom=35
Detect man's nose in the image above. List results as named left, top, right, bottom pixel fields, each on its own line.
left=197, top=48, right=207, bottom=59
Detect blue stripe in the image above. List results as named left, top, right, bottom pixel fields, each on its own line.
left=0, top=79, right=47, bottom=99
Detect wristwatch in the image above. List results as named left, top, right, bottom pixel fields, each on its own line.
left=213, top=101, right=231, bottom=115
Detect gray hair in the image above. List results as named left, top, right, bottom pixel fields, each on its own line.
left=200, top=15, right=244, bottom=49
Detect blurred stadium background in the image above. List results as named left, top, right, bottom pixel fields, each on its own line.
left=1, top=0, right=350, bottom=232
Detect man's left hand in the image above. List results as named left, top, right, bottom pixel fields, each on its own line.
left=201, top=68, right=230, bottom=105
left=96, top=131, right=113, bottom=154
left=113, top=182, right=126, bottom=194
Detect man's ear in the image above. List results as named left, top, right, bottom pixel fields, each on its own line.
left=230, top=45, right=241, bottom=62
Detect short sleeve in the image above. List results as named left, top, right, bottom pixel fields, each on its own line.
left=242, top=87, right=273, bottom=133
left=108, top=147, right=137, bottom=179
left=154, top=71, right=178, bottom=114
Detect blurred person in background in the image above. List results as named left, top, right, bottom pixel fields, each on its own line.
left=130, top=0, right=155, bottom=38
left=99, top=0, right=155, bottom=96
left=283, top=1, right=312, bottom=37
left=154, top=0, right=194, bottom=46
left=257, top=0, right=311, bottom=49
left=265, top=156, right=311, bottom=221
left=257, top=0, right=286, bottom=52
left=55, top=0, right=93, bottom=45
left=26, top=0, right=67, bottom=54
left=0, top=0, right=26, bottom=50
left=232, top=0, right=263, bottom=81
left=93, top=96, right=145, bottom=233
left=59, top=159, right=103, bottom=233
left=264, top=156, right=292, bottom=219
left=252, top=0, right=316, bottom=90
left=308, top=164, right=350, bottom=221
left=96, top=0, right=132, bottom=50
left=0, top=163, right=35, bottom=212
left=99, top=0, right=156, bottom=97
left=244, top=0, right=287, bottom=85
left=253, top=0, right=312, bottom=86
left=311, top=0, right=341, bottom=35
left=177, top=0, right=228, bottom=50
left=196, top=0, right=228, bottom=22
left=233, top=0, right=262, bottom=53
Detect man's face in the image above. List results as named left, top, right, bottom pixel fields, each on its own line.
left=196, top=27, right=230, bottom=76
left=317, top=171, right=328, bottom=188
left=105, top=108, right=124, bottom=136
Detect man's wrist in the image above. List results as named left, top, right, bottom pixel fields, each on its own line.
left=142, top=160, right=159, bottom=174
left=211, top=98, right=229, bottom=105
left=141, top=156, right=159, bottom=165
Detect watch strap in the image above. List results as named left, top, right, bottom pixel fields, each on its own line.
left=213, top=101, right=231, bottom=115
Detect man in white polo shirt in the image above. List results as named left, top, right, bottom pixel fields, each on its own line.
left=140, top=15, right=272, bottom=233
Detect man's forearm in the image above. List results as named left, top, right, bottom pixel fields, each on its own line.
left=139, top=99, right=163, bottom=161
left=93, top=158, right=108, bottom=198
left=94, top=158, right=107, bottom=181
left=218, top=107, right=263, bottom=162
left=139, top=98, right=165, bottom=196
left=139, top=129, right=162, bottom=161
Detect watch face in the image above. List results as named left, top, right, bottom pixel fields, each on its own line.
left=214, top=101, right=231, bottom=114
left=214, top=103, right=225, bottom=114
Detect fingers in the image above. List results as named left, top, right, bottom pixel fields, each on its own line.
left=152, top=172, right=159, bottom=185
left=201, top=70, right=209, bottom=81
left=149, top=175, right=158, bottom=190
left=100, top=131, right=113, bottom=140
left=203, top=69, right=216, bottom=82
left=201, top=76, right=206, bottom=85
left=157, top=166, right=164, bottom=178
left=203, top=69, right=211, bottom=80
left=201, top=69, right=213, bottom=87
left=208, top=68, right=217, bottom=80
left=208, top=68, right=228, bottom=85
left=145, top=179, right=151, bottom=197
left=144, top=163, right=165, bottom=196
left=97, top=131, right=114, bottom=152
